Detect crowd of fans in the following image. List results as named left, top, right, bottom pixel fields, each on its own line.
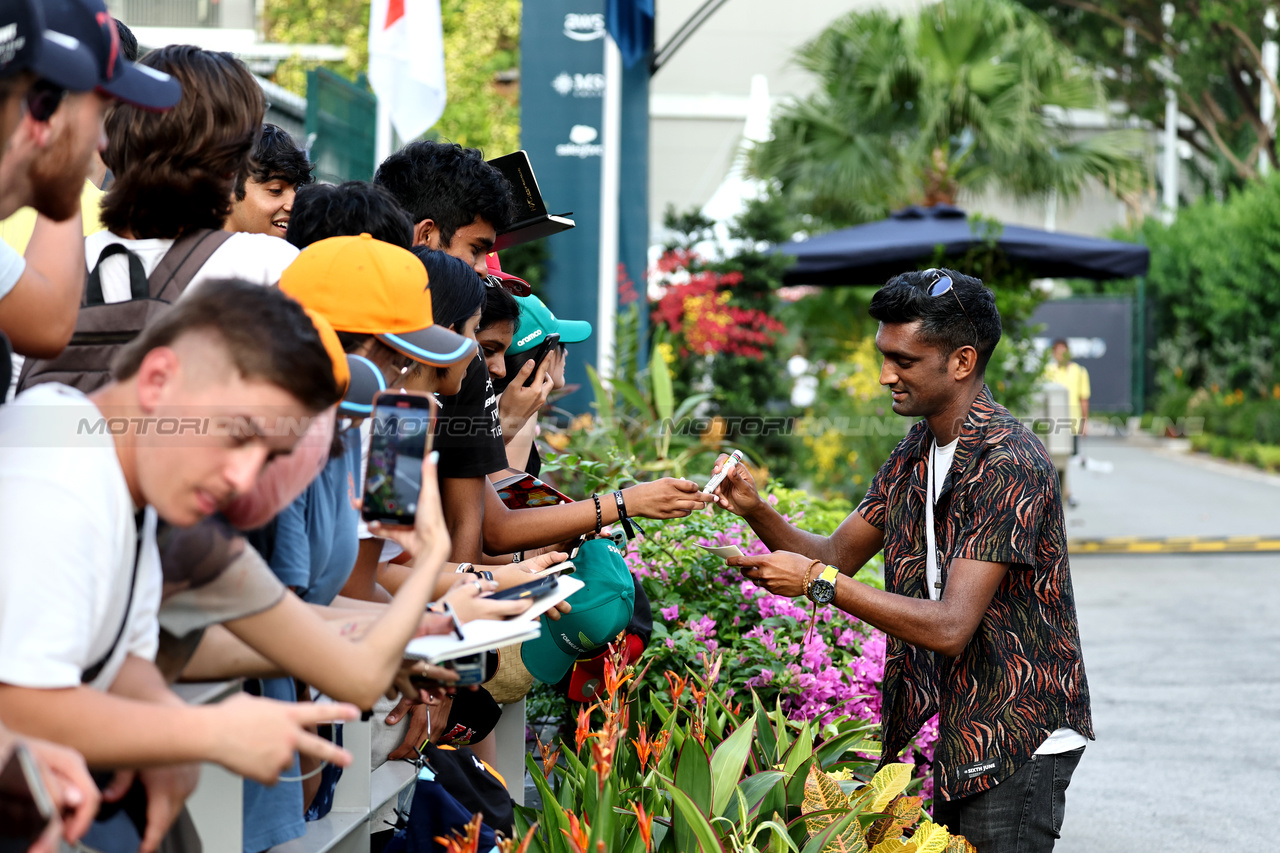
left=0, top=1, right=715, bottom=851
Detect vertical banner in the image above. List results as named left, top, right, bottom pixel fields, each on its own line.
left=521, top=1, right=650, bottom=414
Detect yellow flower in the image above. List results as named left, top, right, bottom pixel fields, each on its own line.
left=656, top=341, right=677, bottom=367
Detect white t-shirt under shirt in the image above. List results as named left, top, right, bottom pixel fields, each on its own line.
left=83, top=229, right=299, bottom=303
left=0, top=237, right=26, bottom=302
left=0, top=384, right=162, bottom=691
left=924, top=434, right=1086, bottom=756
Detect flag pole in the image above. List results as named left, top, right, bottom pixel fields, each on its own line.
left=375, top=99, right=394, bottom=171
left=596, top=34, right=622, bottom=382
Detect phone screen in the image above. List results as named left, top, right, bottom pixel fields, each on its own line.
left=0, top=744, right=54, bottom=852
left=521, top=333, right=561, bottom=387
left=362, top=392, right=437, bottom=526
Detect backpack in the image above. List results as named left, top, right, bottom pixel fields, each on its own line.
left=17, top=229, right=231, bottom=394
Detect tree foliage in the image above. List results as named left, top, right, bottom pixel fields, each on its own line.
left=263, top=0, right=520, bottom=155
left=750, top=0, right=1145, bottom=229
left=1025, top=0, right=1280, bottom=193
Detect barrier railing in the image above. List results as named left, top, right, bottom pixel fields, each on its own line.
left=175, top=683, right=527, bottom=852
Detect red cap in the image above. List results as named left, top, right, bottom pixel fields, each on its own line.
left=485, top=252, right=531, bottom=297
left=564, top=633, right=645, bottom=703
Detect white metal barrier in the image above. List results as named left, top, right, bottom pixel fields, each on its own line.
left=175, top=683, right=527, bottom=853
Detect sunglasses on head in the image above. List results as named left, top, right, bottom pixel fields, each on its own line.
left=484, top=274, right=531, bottom=298
left=24, top=82, right=67, bottom=122
left=923, top=268, right=979, bottom=345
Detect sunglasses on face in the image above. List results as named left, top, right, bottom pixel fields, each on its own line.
left=923, top=268, right=979, bottom=345
left=24, top=82, right=67, bottom=122
left=484, top=274, right=531, bottom=297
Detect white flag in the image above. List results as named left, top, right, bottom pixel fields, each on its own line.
left=368, top=0, right=446, bottom=143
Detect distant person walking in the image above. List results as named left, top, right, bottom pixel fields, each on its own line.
left=1044, top=338, right=1090, bottom=507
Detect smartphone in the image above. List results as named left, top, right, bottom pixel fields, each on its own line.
left=488, top=575, right=559, bottom=601
left=0, top=743, right=55, bottom=853
left=531, top=560, right=575, bottom=578
left=427, top=651, right=489, bottom=687
left=519, top=333, right=561, bottom=388
left=362, top=391, right=438, bottom=527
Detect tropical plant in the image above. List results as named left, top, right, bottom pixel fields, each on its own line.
left=541, top=304, right=723, bottom=496
left=513, top=642, right=972, bottom=853
left=750, top=0, right=1145, bottom=229
left=263, top=0, right=520, bottom=154
left=1025, top=0, right=1280, bottom=192
left=526, top=484, right=942, bottom=800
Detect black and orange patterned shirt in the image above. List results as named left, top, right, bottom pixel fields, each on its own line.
left=856, top=386, right=1093, bottom=801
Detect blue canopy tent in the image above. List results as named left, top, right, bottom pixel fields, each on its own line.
left=778, top=204, right=1149, bottom=285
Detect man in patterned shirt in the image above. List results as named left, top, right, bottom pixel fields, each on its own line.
left=714, top=268, right=1092, bottom=853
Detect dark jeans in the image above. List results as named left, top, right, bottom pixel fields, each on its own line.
left=932, top=747, right=1084, bottom=853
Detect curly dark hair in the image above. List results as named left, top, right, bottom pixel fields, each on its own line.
left=868, top=268, right=1003, bottom=372
left=372, top=141, right=514, bottom=245
left=286, top=181, right=413, bottom=250
left=100, top=45, right=264, bottom=239
left=233, top=124, right=313, bottom=200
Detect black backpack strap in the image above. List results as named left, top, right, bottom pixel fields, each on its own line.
left=85, top=243, right=149, bottom=307
left=81, top=510, right=148, bottom=685
left=149, top=229, right=233, bottom=301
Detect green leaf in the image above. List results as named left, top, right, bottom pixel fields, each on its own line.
left=753, top=692, right=779, bottom=765
left=799, top=808, right=865, bottom=853
left=586, top=363, right=612, bottom=424
left=814, top=725, right=878, bottom=769
left=523, top=753, right=570, bottom=843
left=662, top=777, right=729, bottom=853
left=783, top=724, right=814, bottom=776
left=650, top=345, right=675, bottom=423
left=723, top=770, right=786, bottom=825
left=710, top=715, right=756, bottom=816
left=672, top=737, right=713, bottom=852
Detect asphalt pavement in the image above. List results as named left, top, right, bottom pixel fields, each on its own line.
left=1057, top=438, right=1280, bottom=851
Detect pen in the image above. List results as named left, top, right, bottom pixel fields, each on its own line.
left=704, top=449, right=744, bottom=494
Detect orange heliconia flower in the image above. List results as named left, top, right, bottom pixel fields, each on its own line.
left=631, top=724, right=653, bottom=772
left=651, top=728, right=673, bottom=764
left=664, top=671, right=687, bottom=704
left=704, top=650, right=723, bottom=686
left=561, top=813, right=591, bottom=853
left=435, top=813, right=484, bottom=852
left=632, top=799, right=654, bottom=852
left=536, top=735, right=561, bottom=780
left=602, top=656, right=632, bottom=699
left=575, top=704, right=598, bottom=753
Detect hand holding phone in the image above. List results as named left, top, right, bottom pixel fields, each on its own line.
left=487, top=575, right=558, bottom=601
left=0, top=743, right=56, bottom=853
left=362, top=392, right=438, bottom=528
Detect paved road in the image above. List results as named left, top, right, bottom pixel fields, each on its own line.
left=1058, top=439, right=1280, bottom=851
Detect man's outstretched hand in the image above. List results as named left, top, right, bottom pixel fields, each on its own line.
left=728, top=550, right=814, bottom=599
left=708, top=453, right=764, bottom=518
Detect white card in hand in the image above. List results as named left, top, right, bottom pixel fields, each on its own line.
left=697, top=543, right=744, bottom=559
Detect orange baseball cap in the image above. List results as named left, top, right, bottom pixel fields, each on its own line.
left=300, top=307, right=350, bottom=395
left=281, top=233, right=476, bottom=368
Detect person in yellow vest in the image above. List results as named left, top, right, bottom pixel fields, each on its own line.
left=1044, top=338, right=1090, bottom=507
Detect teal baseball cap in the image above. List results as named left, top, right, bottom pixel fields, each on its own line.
left=521, top=537, right=635, bottom=684
left=508, top=293, right=593, bottom=355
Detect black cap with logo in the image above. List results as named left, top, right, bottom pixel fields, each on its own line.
left=42, top=0, right=181, bottom=108
left=0, top=0, right=91, bottom=87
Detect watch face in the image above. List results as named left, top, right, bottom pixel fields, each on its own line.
left=811, top=579, right=836, bottom=604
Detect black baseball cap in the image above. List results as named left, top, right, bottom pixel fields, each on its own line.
left=43, top=0, right=181, bottom=109
left=0, top=0, right=92, bottom=87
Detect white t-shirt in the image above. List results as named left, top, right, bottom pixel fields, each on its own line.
left=924, top=435, right=1086, bottom=756
left=84, top=230, right=298, bottom=303
left=924, top=436, right=958, bottom=602
left=0, top=384, right=162, bottom=691
left=0, top=237, right=26, bottom=302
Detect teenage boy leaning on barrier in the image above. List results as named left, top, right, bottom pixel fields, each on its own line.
left=0, top=280, right=359, bottom=852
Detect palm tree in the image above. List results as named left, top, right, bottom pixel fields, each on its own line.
left=750, top=0, right=1145, bottom=228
